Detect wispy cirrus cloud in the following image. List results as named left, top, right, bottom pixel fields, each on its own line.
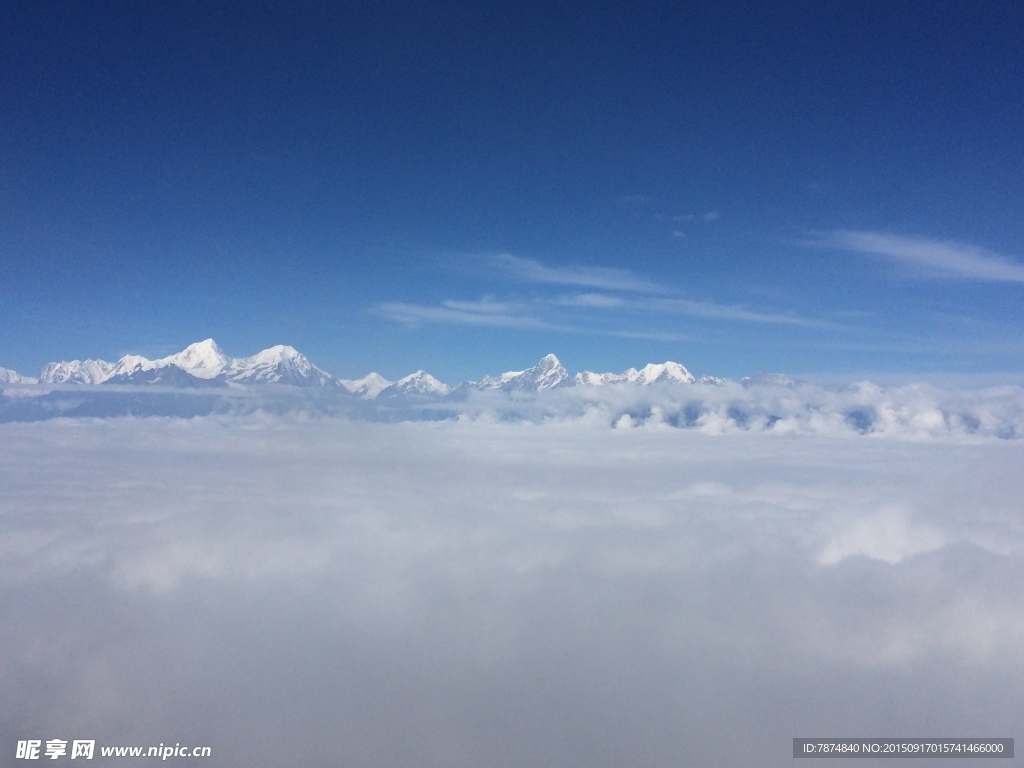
left=375, top=298, right=570, bottom=331
left=488, top=253, right=670, bottom=293
left=375, top=298, right=686, bottom=341
left=670, top=210, right=720, bottom=223
left=648, top=297, right=828, bottom=327
left=548, top=293, right=826, bottom=327
left=551, top=293, right=628, bottom=308
left=378, top=292, right=824, bottom=335
left=811, top=230, right=1024, bottom=283
left=379, top=255, right=827, bottom=337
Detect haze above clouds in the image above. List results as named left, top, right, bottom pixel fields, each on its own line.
left=2, top=418, right=1022, bottom=766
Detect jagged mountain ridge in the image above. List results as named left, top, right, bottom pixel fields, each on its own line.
left=4, top=344, right=1022, bottom=439
left=475, top=354, right=570, bottom=392
left=38, top=359, right=114, bottom=385
left=0, top=366, right=33, bottom=385
left=4, top=340, right=777, bottom=396
left=574, top=360, right=696, bottom=386
left=28, top=339, right=335, bottom=389
left=338, top=372, right=393, bottom=400
left=378, top=371, right=451, bottom=399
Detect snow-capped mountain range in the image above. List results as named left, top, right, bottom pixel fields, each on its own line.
left=5, top=341, right=1023, bottom=439
left=1, top=339, right=736, bottom=397
left=22, top=340, right=335, bottom=389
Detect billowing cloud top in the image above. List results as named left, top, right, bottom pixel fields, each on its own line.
left=2, top=417, right=1022, bottom=766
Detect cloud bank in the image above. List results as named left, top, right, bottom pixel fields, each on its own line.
left=438, top=379, right=1024, bottom=440
left=6, top=377, right=1023, bottom=440
left=1, top=418, right=1023, bottom=766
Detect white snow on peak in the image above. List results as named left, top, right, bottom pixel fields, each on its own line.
left=39, top=340, right=230, bottom=385
left=0, top=366, right=36, bottom=384
left=20, top=343, right=723, bottom=396
left=477, top=354, right=570, bottom=391
left=625, top=361, right=695, bottom=385
left=109, top=354, right=157, bottom=378
left=160, top=339, right=228, bottom=378
left=575, top=361, right=695, bottom=386
left=339, top=372, right=393, bottom=399
left=39, top=359, right=118, bottom=384
left=697, top=375, right=726, bottom=385
left=247, top=345, right=305, bottom=364
left=530, top=354, right=569, bottom=389
left=31, top=340, right=339, bottom=388
left=392, top=370, right=451, bottom=395
left=573, top=370, right=617, bottom=385
left=220, top=344, right=336, bottom=387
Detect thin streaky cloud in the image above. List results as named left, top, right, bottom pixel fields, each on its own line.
left=537, top=292, right=822, bottom=327
left=552, top=293, right=628, bottom=308
left=812, top=230, right=1024, bottom=283
left=484, top=255, right=823, bottom=328
left=375, top=301, right=567, bottom=331
left=441, top=298, right=525, bottom=314
left=647, top=298, right=831, bottom=328
left=605, top=329, right=693, bottom=342
left=488, top=253, right=670, bottom=293
left=376, top=297, right=690, bottom=340
left=378, top=292, right=827, bottom=340
left=670, top=210, right=719, bottom=223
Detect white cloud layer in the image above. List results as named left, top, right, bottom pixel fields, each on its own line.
left=407, top=380, right=1024, bottom=440
left=4, top=378, right=1024, bottom=440
left=2, top=418, right=1023, bottom=766
left=813, top=230, right=1024, bottom=282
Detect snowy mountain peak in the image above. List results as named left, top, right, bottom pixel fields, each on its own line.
left=339, top=372, right=392, bottom=399
left=0, top=366, right=35, bottom=384
left=377, top=370, right=451, bottom=399
left=105, top=363, right=226, bottom=388
left=28, top=341, right=337, bottom=388
left=225, top=345, right=332, bottom=386
left=110, top=354, right=154, bottom=378
left=161, top=339, right=228, bottom=378
left=627, top=361, right=695, bottom=385
left=13, top=343, right=731, bottom=397
left=250, top=345, right=303, bottom=363
left=573, top=370, right=615, bottom=386
left=476, top=354, right=570, bottom=392
left=529, top=354, right=570, bottom=389
left=575, top=360, right=695, bottom=387
left=39, top=359, right=117, bottom=385
left=396, top=371, right=451, bottom=394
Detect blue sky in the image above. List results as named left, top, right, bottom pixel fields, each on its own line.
left=2, top=1, right=1023, bottom=383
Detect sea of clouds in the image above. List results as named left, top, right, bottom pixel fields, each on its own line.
left=2, top=414, right=1022, bottom=766
left=3, top=378, right=1024, bottom=440
left=442, top=379, right=1024, bottom=439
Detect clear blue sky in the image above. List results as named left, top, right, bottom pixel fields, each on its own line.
left=2, top=1, right=1023, bottom=382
